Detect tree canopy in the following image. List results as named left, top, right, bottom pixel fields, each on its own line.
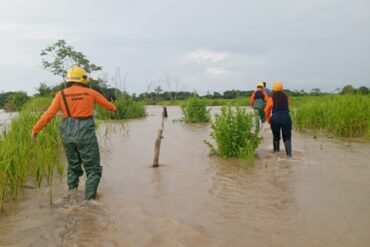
left=41, top=39, right=102, bottom=79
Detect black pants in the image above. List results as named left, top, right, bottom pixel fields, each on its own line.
left=270, top=114, right=292, bottom=142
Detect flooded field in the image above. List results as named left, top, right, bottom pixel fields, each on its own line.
left=0, top=109, right=17, bottom=134
left=0, top=106, right=370, bottom=247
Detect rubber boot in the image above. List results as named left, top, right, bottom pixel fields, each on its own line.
left=284, top=140, right=292, bottom=158
left=273, top=139, right=280, bottom=152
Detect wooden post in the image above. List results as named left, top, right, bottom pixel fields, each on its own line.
left=153, top=129, right=163, bottom=167
left=153, top=107, right=167, bottom=167
left=163, top=106, right=168, bottom=118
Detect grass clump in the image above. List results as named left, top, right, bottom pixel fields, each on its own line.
left=206, top=106, right=262, bottom=159
left=95, top=94, right=146, bottom=120
left=293, top=95, right=370, bottom=138
left=22, top=97, right=53, bottom=112
left=0, top=110, right=63, bottom=210
left=181, top=96, right=210, bottom=123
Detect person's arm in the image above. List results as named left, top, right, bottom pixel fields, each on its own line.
left=250, top=92, right=255, bottom=106
left=93, top=91, right=117, bottom=112
left=263, top=91, right=270, bottom=101
left=264, top=97, right=273, bottom=123
left=32, top=92, right=62, bottom=135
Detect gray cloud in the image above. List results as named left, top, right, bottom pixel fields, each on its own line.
left=0, top=0, right=369, bottom=95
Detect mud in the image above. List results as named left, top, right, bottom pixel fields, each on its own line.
left=0, top=106, right=369, bottom=247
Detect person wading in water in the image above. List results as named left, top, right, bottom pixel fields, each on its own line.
left=31, top=66, right=117, bottom=200
left=264, top=80, right=292, bottom=158
left=250, top=81, right=270, bottom=130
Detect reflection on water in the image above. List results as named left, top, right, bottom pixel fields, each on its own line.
left=0, top=106, right=370, bottom=247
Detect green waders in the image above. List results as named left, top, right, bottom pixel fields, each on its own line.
left=253, top=99, right=266, bottom=129
left=60, top=118, right=101, bottom=200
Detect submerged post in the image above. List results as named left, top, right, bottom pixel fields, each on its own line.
left=153, top=107, right=167, bottom=167
left=163, top=106, right=168, bottom=118
left=153, top=129, right=163, bottom=167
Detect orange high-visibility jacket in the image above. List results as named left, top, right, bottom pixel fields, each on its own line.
left=249, top=88, right=269, bottom=106
left=32, top=85, right=116, bottom=133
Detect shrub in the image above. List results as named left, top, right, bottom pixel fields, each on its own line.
left=181, top=96, right=210, bottom=123
left=206, top=106, right=262, bottom=159
left=95, top=94, right=146, bottom=120
left=4, top=92, right=30, bottom=112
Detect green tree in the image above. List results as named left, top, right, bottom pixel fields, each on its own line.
left=310, top=88, right=321, bottom=96
left=41, top=39, right=102, bottom=79
left=357, top=86, right=369, bottom=95
left=35, top=83, right=52, bottom=96
left=341, top=85, right=354, bottom=94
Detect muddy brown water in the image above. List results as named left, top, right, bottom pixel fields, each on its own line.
left=0, top=106, right=370, bottom=247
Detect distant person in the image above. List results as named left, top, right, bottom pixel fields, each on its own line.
left=263, top=81, right=271, bottom=96
left=31, top=66, right=117, bottom=200
left=250, top=81, right=269, bottom=129
left=264, top=81, right=292, bottom=158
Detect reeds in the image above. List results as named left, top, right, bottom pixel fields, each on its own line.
left=292, top=95, right=370, bottom=138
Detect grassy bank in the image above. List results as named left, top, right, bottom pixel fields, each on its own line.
left=292, top=95, right=370, bottom=138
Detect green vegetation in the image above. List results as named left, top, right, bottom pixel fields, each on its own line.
left=22, top=97, right=52, bottom=112
left=159, top=98, right=249, bottom=106
left=181, top=96, right=210, bottom=123
left=95, top=94, right=146, bottom=120
left=0, top=98, right=64, bottom=210
left=3, top=92, right=30, bottom=112
left=206, top=106, right=262, bottom=159
left=41, top=39, right=102, bottom=78
left=292, top=95, right=370, bottom=138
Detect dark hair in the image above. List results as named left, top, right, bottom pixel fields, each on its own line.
left=271, top=91, right=288, bottom=109
left=66, top=82, right=88, bottom=88
left=263, top=81, right=266, bottom=87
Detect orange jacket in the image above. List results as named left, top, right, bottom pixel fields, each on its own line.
left=264, top=96, right=290, bottom=123
left=32, top=85, right=116, bottom=133
left=249, top=89, right=269, bottom=106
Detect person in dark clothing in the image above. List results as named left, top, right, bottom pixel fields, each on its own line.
left=264, top=81, right=292, bottom=158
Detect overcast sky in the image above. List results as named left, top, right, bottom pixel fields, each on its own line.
left=0, top=0, right=369, bottom=95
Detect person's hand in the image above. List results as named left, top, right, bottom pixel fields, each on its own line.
left=31, top=132, right=38, bottom=142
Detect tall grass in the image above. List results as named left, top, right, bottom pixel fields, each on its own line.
left=292, top=95, right=370, bottom=138
left=0, top=100, right=63, bottom=210
left=181, top=96, right=210, bottom=123
left=95, top=95, right=146, bottom=120
left=22, top=97, right=52, bottom=112
left=206, top=106, right=262, bottom=159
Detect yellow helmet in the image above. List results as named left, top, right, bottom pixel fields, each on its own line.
left=257, top=81, right=264, bottom=88
left=66, top=66, right=88, bottom=84
left=272, top=80, right=283, bottom=91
